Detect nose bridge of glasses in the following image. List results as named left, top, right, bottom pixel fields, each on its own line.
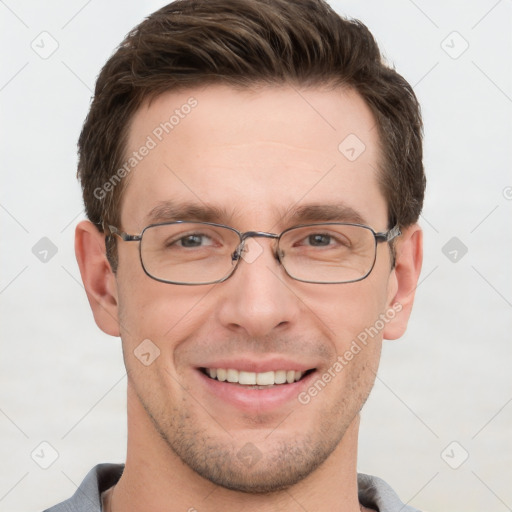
left=241, top=231, right=279, bottom=242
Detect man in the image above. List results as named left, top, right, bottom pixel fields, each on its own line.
left=45, top=0, right=425, bottom=510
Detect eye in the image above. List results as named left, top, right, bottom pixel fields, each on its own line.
left=306, top=234, right=333, bottom=247
left=176, top=234, right=213, bottom=248
left=299, top=231, right=350, bottom=249
left=162, top=230, right=219, bottom=250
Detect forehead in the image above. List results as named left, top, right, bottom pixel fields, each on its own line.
left=120, top=84, right=387, bottom=231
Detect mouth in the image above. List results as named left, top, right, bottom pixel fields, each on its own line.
left=200, top=367, right=316, bottom=389
left=195, top=358, right=320, bottom=412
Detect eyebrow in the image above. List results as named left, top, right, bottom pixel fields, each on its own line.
left=146, top=201, right=232, bottom=224
left=145, top=201, right=368, bottom=227
left=281, top=204, right=368, bottom=226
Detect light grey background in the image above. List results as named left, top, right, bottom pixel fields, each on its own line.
left=1, top=1, right=511, bottom=511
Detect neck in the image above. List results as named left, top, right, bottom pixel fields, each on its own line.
left=112, top=385, right=363, bottom=512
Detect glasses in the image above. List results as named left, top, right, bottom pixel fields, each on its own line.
left=107, top=221, right=401, bottom=285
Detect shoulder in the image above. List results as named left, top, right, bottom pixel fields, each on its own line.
left=358, top=473, right=423, bottom=512
left=42, top=463, right=124, bottom=512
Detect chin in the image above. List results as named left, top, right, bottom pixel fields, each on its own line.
left=178, top=438, right=332, bottom=494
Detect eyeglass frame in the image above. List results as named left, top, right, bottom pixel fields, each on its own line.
left=105, top=220, right=401, bottom=285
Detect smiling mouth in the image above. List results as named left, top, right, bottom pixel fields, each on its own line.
left=200, top=367, right=316, bottom=388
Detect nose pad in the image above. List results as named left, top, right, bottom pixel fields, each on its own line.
left=231, top=240, right=246, bottom=262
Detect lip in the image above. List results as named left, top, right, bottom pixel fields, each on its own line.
left=197, top=358, right=315, bottom=373
left=195, top=364, right=318, bottom=414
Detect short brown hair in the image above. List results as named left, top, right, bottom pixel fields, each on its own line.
left=78, top=0, right=425, bottom=265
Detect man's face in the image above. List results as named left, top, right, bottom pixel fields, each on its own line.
left=114, top=85, right=398, bottom=492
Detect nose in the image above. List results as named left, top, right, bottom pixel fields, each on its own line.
left=215, top=237, right=299, bottom=338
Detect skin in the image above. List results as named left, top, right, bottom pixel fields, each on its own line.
left=75, top=84, right=423, bottom=512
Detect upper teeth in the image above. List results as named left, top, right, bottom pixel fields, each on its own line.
left=206, top=368, right=303, bottom=385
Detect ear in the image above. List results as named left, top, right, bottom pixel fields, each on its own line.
left=383, top=224, right=423, bottom=340
left=75, top=220, right=120, bottom=336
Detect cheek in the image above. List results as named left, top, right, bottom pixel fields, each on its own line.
left=116, top=267, right=216, bottom=361
left=299, top=277, right=390, bottom=341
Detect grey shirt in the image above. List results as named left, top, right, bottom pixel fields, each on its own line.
left=43, top=463, right=422, bottom=512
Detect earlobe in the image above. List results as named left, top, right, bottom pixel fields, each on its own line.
left=75, top=220, right=120, bottom=337
left=383, top=224, right=423, bottom=340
